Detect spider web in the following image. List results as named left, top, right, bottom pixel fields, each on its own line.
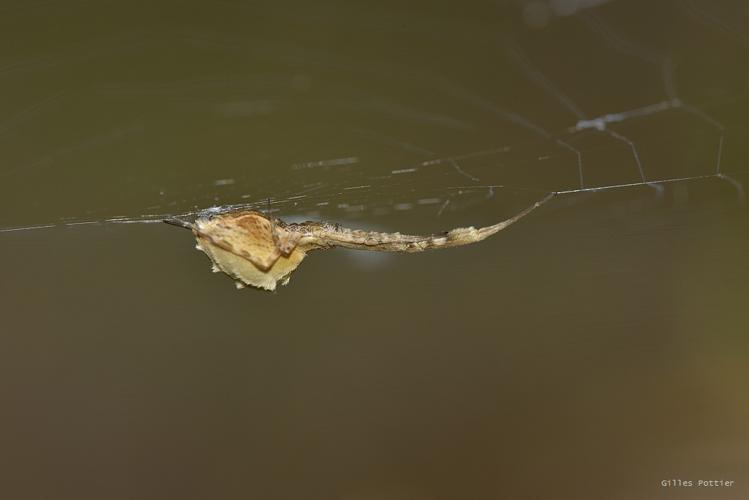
left=0, top=0, right=746, bottom=234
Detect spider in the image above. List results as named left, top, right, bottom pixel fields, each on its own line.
left=164, top=192, right=555, bottom=291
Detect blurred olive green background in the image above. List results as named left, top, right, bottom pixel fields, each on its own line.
left=1, top=1, right=748, bottom=499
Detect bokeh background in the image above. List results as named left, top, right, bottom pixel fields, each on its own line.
left=1, top=1, right=748, bottom=498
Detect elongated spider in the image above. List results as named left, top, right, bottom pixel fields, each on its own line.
left=165, top=192, right=554, bottom=291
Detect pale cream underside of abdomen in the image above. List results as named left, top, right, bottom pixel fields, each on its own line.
left=196, top=238, right=308, bottom=291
